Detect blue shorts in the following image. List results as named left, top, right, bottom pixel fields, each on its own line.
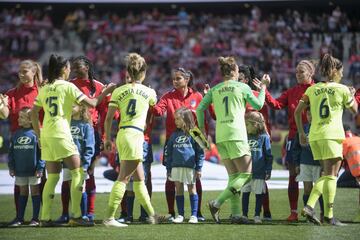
left=286, top=138, right=296, bottom=164
left=92, top=130, right=101, bottom=162
left=142, top=141, right=153, bottom=181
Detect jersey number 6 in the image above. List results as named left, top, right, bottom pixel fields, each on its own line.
left=319, top=98, right=330, bottom=119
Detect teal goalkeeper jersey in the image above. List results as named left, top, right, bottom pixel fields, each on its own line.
left=34, top=80, right=85, bottom=139
left=196, top=80, right=265, bottom=143
left=109, top=83, right=157, bottom=131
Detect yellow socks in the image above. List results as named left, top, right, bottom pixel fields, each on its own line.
left=216, top=173, right=251, bottom=206
left=133, top=181, right=155, bottom=216
left=70, top=168, right=84, bottom=218
left=307, top=176, right=326, bottom=208
left=41, top=173, right=60, bottom=221
left=107, top=181, right=126, bottom=219
left=323, top=175, right=337, bottom=218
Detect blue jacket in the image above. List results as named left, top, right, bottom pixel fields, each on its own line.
left=69, top=120, right=95, bottom=170
left=8, top=128, right=44, bottom=177
left=166, top=129, right=204, bottom=173
left=248, top=133, right=273, bottom=179
left=292, top=124, right=319, bottom=166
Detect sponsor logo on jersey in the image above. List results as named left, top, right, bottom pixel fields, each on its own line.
left=17, top=136, right=31, bottom=145
left=248, top=139, right=258, bottom=148
left=71, top=126, right=81, bottom=135
left=190, top=100, right=197, bottom=108
left=174, top=135, right=192, bottom=148
left=175, top=135, right=189, bottom=143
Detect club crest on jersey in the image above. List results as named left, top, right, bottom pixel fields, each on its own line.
left=17, top=136, right=31, bottom=145
left=71, top=126, right=81, bottom=135
left=175, top=135, right=189, bottom=144
left=190, top=100, right=197, bottom=108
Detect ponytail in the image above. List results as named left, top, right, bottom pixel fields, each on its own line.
left=17, top=60, right=43, bottom=88
left=125, top=53, right=147, bottom=82
left=218, top=56, right=237, bottom=78
left=319, top=53, right=342, bottom=79
left=48, top=54, right=69, bottom=84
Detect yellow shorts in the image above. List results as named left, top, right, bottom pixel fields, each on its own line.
left=116, top=128, right=144, bottom=161
left=41, top=136, right=79, bottom=162
left=217, top=140, right=251, bottom=160
left=309, top=139, right=343, bottom=161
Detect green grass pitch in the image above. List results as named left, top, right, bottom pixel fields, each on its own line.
left=0, top=189, right=358, bottom=240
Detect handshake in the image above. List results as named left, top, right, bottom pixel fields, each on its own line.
left=189, top=127, right=210, bottom=150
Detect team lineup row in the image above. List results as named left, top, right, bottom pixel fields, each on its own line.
left=0, top=52, right=359, bottom=227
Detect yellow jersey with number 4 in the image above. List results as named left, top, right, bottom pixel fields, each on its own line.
left=109, top=83, right=157, bottom=131
left=304, top=82, right=354, bottom=141
left=34, top=80, right=85, bottom=138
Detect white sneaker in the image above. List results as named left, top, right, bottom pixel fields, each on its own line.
left=103, top=218, right=128, bottom=227
left=188, top=216, right=198, bottom=224
left=254, top=216, right=262, bottom=224
left=172, top=215, right=184, bottom=223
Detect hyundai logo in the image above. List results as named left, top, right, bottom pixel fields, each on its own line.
left=175, top=136, right=188, bottom=144
left=248, top=139, right=258, bottom=148
left=17, top=136, right=31, bottom=145
left=71, top=126, right=81, bottom=135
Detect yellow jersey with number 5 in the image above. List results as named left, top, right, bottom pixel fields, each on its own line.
left=34, top=80, right=85, bottom=138
left=304, top=82, right=354, bottom=141
left=109, top=83, right=157, bottom=131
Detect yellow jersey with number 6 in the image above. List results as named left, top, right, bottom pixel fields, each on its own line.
left=304, top=82, right=354, bottom=141
left=109, top=83, right=157, bottom=131
left=34, top=80, right=85, bottom=139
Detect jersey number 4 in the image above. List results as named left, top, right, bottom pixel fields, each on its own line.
left=45, top=96, right=58, bottom=117
left=126, top=99, right=137, bottom=117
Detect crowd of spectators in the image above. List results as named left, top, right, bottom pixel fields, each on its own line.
left=0, top=5, right=360, bottom=139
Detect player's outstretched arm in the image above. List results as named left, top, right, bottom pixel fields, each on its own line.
left=294, top=97, right=308, bottom=146
left=104, top=106, right=117, bottom=152
left=81, top=83, right=117, bottom=108
left=0, top=94, right=9, bottom=119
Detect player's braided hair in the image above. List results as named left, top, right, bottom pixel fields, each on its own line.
left=73, top=56, right=97, bottom=96
left=218, top=56, right=238, bottom=78
left=125, top=53, right=147, bottom=82
left=238, top=65, right=257, bottom=90
left=48, top=54, right=69, bottom=84
left=319, top=53, right=342, bottom=79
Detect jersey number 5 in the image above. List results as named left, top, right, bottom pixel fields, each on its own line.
left=319, top=98, right=330, bottom=119
left=45, top=96, right=58, bottom=117
left=126, top=99, right=137, bottom=117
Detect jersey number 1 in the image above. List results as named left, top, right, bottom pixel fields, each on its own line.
left=126, top=99, right=137, bottom=117
left=45, top=96, right=58, bottom=117
left=223, top=96, right=229, bottom=116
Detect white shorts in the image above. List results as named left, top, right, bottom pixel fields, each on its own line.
left=296, top=164, right=321, bottom=182
left=63, top=168, right=89, bottom=182
left=241, top=179, right=266, bottom=194
left=15, top=176, right=41, bottom=186
left=170, top=167, right=196, bottom=185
